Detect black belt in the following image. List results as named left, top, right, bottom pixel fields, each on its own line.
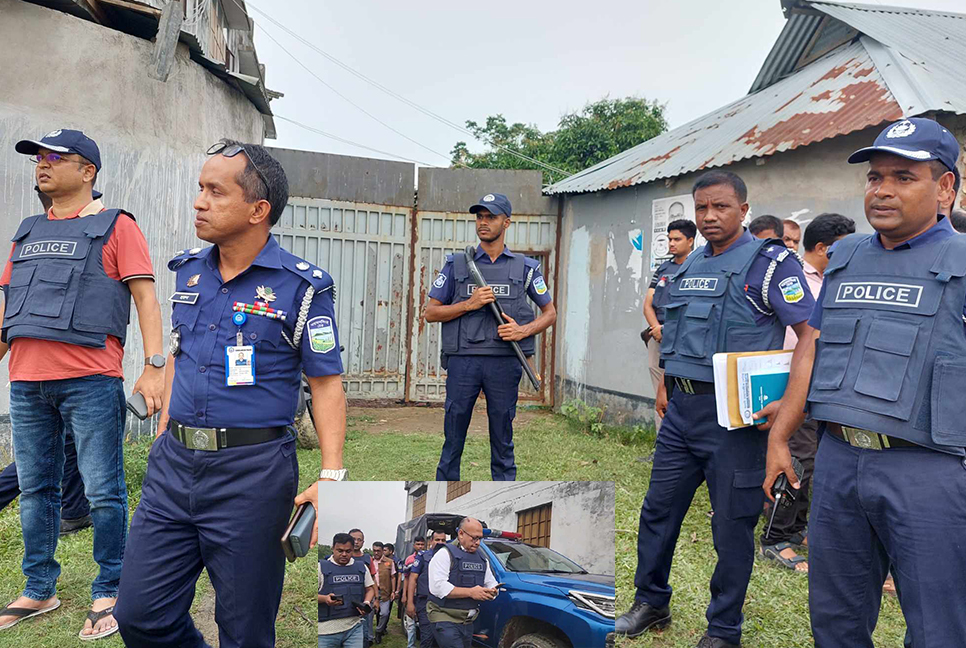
left=665, top=375, right=715, bottom=396
left=825, top=423, right=918, bottom=450
left=169, top=420, right=288, bottom=451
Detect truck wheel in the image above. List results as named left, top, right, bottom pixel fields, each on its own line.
left=510, top=633, right=565, bottom=648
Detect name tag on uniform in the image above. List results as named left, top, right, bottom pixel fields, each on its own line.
left=170, top=292, right=199, bottom=305
left=225, top=345, right=255, bottom=386
left=468, top=284, right=510, bottom=297
left=834, top=282, right=923, bottom=308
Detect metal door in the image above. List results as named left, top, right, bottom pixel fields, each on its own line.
left=274, top=199, right=411, bottom=399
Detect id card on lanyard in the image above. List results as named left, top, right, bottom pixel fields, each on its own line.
left=226, top=311, right=255, bottom=386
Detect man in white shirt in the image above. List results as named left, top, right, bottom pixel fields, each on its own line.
left=427, top=518, right=499, bottom=648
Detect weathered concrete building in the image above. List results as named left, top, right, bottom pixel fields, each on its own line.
left=0, top=0, right=276, bottom=449
left=404, top=481, right=614, bottom=576
left=546, top=0, right=966, bottom=422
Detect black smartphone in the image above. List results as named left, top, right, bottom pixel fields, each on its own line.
left=126, top=392, right=148, bottom=421
left=281, top=502, right=316, bottom=562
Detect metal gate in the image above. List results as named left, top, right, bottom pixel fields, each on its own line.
left=274, top=198, right=412, bottom=399
left=407, top=211, right=557, bottom=403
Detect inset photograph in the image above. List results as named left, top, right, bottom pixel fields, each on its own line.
left=318, top=481, right=615, bottom=648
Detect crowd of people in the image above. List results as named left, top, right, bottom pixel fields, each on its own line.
left=618, top=117, right=966, bottom=648
left=319, top=518, right=498, bottom=648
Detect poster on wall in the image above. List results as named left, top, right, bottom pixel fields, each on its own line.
left=649, top=194, right=705, bottom=272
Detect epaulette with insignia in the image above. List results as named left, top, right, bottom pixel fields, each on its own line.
left=523, top=256, right=540, bottom=270
left=280, top=251, right=333, bottom=292
left=167, top=246, right=206, bottom=271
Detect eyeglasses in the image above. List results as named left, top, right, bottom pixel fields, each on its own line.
left=206, top=141, right=270, bottom=199
left=30, top=152, right=89, bottom=166
left=458, top=529, right=483, bottom=542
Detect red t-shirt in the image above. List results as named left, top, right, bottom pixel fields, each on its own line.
left=0, top=201, right=155, bottom=381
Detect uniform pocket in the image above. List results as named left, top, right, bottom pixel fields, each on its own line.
left=854, top=319, right=918, bottom=403
left=728, top=468, right=766, bottom=519
left=931, top=357, right=966, bottom=447
left=812, top=317, right=857, bottom=390
left=26, top=263, right=72, bottom=318
left=659, top=302, right=685, bottom=355
left=678, top=302, right=715, bottom=358
left=461, top=309, right=491, bottom=344
left=4, top=265, right=34, bottom=318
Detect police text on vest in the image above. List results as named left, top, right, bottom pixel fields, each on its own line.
left=19, top=240, right=77, bottom=258
left=834, top=282, right=922, bottom=308
left=679, top=277, right=719, bottom=292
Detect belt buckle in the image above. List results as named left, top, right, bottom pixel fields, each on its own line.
left=184, top=427, right=221, bottom=452
left=843, top=426, right=883, bottom=450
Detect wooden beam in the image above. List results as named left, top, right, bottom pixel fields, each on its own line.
left=149, top=1, right=183, bottom=82
left=95, top=0, right=162, bottom=18
left=73, top=0, right=111, bottom=25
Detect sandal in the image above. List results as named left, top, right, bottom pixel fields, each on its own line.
left=0, top=599, right=61, bottom=630
left=78, top=605, right=118, bottom=641
left=760, top=542, right=808, bottom=572
left=790, top=527, right=808, bottom=547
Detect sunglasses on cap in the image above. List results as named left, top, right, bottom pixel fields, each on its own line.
left=206, top=141, right=270, bottom=198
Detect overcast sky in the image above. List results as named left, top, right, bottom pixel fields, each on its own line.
left=250, top=0, right=963, bottom=167
left=318, top=482, right=408, bottom=549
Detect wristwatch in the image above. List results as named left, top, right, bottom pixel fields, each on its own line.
left=320, top=468, right=349, bottom=481
left=145, top=354, right=166, bottom=369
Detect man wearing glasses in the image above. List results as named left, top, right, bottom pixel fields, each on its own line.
left=427, top=518, right=499, bottom=648
left=0, top=129, right=164, bottom=639
left=113, top=140, right=347, bottom=648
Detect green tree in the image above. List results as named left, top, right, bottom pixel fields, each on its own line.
left=450, top=96, right=668, bottom=184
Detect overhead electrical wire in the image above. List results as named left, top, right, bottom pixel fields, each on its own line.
left=238, top=0, right=574, bottom=179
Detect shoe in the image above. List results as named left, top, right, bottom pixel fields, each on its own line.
left=696, top=633, right=740, bottom=648
left=614, top=601, right=671, bottom=637
left=60, top=515, right=93, bottom=536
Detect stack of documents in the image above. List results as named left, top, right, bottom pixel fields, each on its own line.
left=712, top=350, right=793, bottom=430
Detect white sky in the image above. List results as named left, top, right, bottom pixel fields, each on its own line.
left=317, top=482, right=408, bottom=550
left=251, top=0, right=964, bottom=167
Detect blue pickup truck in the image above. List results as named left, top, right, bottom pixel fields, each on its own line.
left=396, top=514, right=615, bottom=648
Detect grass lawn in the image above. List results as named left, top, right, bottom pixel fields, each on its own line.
left=344, top=405, right=908, bottom=648
left=0, top=437, right=319, bottom=648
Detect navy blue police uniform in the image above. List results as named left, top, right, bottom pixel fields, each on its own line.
left=649, top=257, right=684, bottom=325
left=631, top=229, right=815, bottom=645
left=804, top=118, right=966, bottom=648
left=319, top=559, right=369, bottom=622
left=410, top=546, right=441, bottom=648
left=114, top=236, right=343, bottom=648
left=428, top=543, right=489, bottom=648
left=429, top=195, right=552, bottom=481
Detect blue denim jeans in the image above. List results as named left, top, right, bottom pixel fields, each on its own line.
left=319, top=620, right=363, bottom=648
left=0, top=430, right=90, bottom=519
left=10, top=375, right=127, bottom=601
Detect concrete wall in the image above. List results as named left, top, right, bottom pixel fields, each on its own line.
left=553, top=114, right=966, bottom=423
left=416, top=481, right=614, bottom=576
left=0, top=0, right=268, bottom=453
left=418, top=168, right=557, bottom=216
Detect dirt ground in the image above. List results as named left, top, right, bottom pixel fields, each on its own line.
left=347, top=403, right=549, bottom=436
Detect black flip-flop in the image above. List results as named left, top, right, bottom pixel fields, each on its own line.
left=0, top=599, right=61, bottom=630
left=79, top=605, right=119, bottom=641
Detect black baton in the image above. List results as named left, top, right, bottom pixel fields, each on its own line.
left=464, top=246, right=541, bottom=391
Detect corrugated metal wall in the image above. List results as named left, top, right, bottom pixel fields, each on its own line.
left=274, top=199, right=411, bottom=399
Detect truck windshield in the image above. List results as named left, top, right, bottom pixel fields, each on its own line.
left=485, top=541, right=588, bottom=574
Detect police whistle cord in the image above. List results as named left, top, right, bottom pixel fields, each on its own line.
left=764, top=455, right=805, bottom=540
left=463, top=246, right=541, bottom=391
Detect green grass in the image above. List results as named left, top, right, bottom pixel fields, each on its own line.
left=344, top=407, right=907, bottom=647
left=0, top=438, right=318, bottom=648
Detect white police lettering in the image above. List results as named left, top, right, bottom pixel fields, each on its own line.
left=886, top=120, right=916, bottom=139
left=679, top=277, right=719, bottom=292
left=19, top=240, right=78, bottom=258
left=468, top=284, right=510, bottom=297
left=835, top=282, right=923, bottom=308
left=460, top=561, right=485, bottom=572
left=331, top=574, right=362, bottom=583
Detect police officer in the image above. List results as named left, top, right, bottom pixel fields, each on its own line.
left=765, top=117, right=966, bottom=648
left=427, top=518, right=498, bottom=648
left=425, top=194, right=556, bottom=481
left=114, top=140, right=348, bottom=648
left=319, top=533, right=377, bottom=648
left=615, top=170, right=816, bottom=648
left=408, top=529, right=448, bottom=648
left=349, top=528, right=376, bottom=647
left=643, top=219, right=696, bottom=428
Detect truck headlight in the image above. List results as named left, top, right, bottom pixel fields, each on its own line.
left=568, top=590, right=616, bottom=619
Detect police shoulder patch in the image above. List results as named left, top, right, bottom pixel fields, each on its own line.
left=306, top=315, right=336, bottom=354
left=433, top=273, right=447, bottom=289
left=778, top=276, right=805, bottom=303
left=533, top=276, right=548, bottom=295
